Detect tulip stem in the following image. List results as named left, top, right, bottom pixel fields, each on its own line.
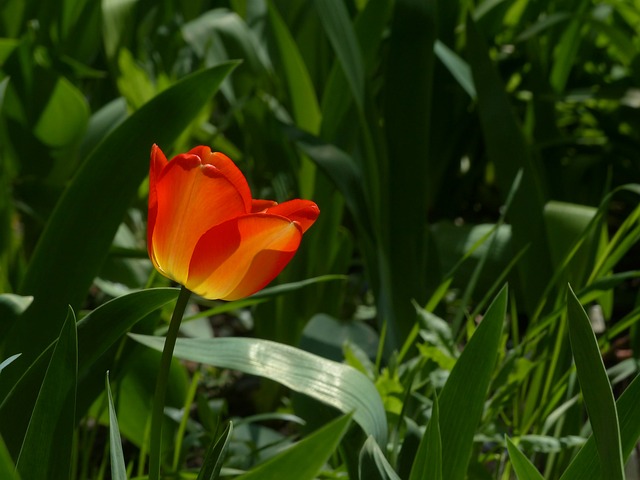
left=148, top=285, right=192, bottom=480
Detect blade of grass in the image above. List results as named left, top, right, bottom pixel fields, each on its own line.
left=196, top=421, right=233, bottom=480
left=106, top=371, right=127, bottom=480
left=438, top=284, right=507, bottom=480
left=130, top=334, right=387, bottom=446
left=506, top=436, right=544, bottom=480
left=566, top=285, right=624, bottom=480
left=359, top=435, right=402, bottom=480
left=16, top=307, right=77, bottom=480
left=409, top=395, right=442, bottom=480
left=312, top=0, right=364, bottom=110
left=466, top=14, right=552, bottom=316
left=236, top=414, right=352, bottom=480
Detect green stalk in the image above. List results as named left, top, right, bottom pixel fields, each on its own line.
left=148, top=285, right=192, bottom=480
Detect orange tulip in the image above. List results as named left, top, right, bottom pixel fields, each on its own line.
left=147, top=144, right=319, bottom=300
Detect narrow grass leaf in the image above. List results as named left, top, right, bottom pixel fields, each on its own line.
left=566, top=285, right=624, bottom=480
left=359, top=436, right=402, bottom=480
left=16, top=307, right=77, bottom=480
left=196, top=422, right=233, bottom=480
left=560, top=370, right=640, bottom=479
left=434, top=40, right=475, bottom=98
left=313, top=0, right=364, bottom=110
left=106, top=372, right=127, bottom=480
left=236, top=414, right=351, bottom=480
left=0, top=288, right=178, bottom=456
left=438, top=284, right=507, bottom=480
left=409, top=395, right=441, bottom=480
left=130, top=335, right=387, bottom=445
left=7, top=62, right=238, bottom=381
left=506, top=436, right=544, bottom=480
left=0, top=435, right=19, bottom=480
left=0, top=354, right=21, bottom=375
left=466, top=14, right=552, bottom=315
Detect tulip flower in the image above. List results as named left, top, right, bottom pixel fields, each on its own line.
left=147, top=144, right=319, bottom=300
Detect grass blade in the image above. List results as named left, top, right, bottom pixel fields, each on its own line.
left=16, top=307, right=77, bottom=480
left=130, top=335, right=387, bottom=445
left=409, top=395, right=441, bottom=480
left=236, top=414, right=351, bottom=480
left=196, top=421, right=233, bottom=480
left=106, top=371, right=127, bottom=480
left=438, top=284, right=507, bottom=480
left=359, top=435, right=401, bottom=480
left=566, top=285, right=623, bottom=479
left=312, top=0, right=364, bottom=110
left=506, top=436, right=544, bottom=480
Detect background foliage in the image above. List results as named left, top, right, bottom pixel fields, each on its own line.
left=1, top=0, right=639, bottom=479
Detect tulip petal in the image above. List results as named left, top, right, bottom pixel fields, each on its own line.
left=251, top=199, right=278, bottom=213
left=151, top=153, right=247, bottom=284
left=147, top=144, right=169, bottom=267
left=187, top=146, right=252, bottom=212
left=262, top=199, right=320, bottom=233
left=188, top=214, right=302, bottom=300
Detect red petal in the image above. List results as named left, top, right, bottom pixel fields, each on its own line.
left=251, top=199, right=278, bottom=213
left=187, top=146, right=252, bottom=212
left=147, top=144, right=169, bottom=267
left=263, top=199, right=320, bottom=233
left=187, top=214, right=302, bottom=300
left=150, top=153, right=247, bottom=285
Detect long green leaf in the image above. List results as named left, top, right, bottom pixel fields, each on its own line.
left=4, top=62, right=237, bottom=388
left=130, top=335, right=387, bottom=445
left=106, top=371, right=127, bottom=480
left=506, top=437, right=544, bottom=480
left=566, top=285, right=623, bottom=479
left=0, top=288, right=178, bottom=456
left=560, top=369, right=640, bottom=479
left=466, top=14, right=552, bottom=315
left=236, top=414, right=351, bottom=480
left=438, top=284, right=507, bottom=480
left=312, top=0, right=364, bottom=110
left=0, top=435, right=19, bottom=480
left=382, top=0, right=436, bottom=348
left=196, top=422, right=233, bottom=480
left=359, top=436, right=402, bottom=480
left=409, top=395, right=441, bottom=480
left=16, top=307, right=77, bottom=480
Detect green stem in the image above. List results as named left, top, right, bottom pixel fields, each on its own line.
left=148, top=285, right=192, bottom=480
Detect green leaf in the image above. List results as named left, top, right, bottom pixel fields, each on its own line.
left=196, top=422, right=233, bottom=480
left=0, top=288, right=178, bottom=457
left=4, top=62, right=238, bottom=386
left=106, top=372, right=127, bottom=480
left=0, top=354, right=21, bottom=376
left=236, top=414, right=351, bottom=480
left=383, top=0, right=436, bottom=348
left=434, top=39, right=476, bottom=99
left=130, top=335, right=387, bottom=445
left=409, top=395, right=441, bottom=480
left=465, top=14, right=552, bottom=315
left=438, top=284, right=507, bottom=480
left=16, top=307, right=77, bottom=480
left=566, top=285, right=624, bottom=480
left=0, top=435, right=19, bottom=480
left=506, top=437, right=544, bottom=480
left=359, top=435, right=401, bottom=480
left=312, top=0, right=364, bottom=110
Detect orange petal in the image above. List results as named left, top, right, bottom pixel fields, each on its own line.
left=262, top=199, right=320, bottom=233
left=187, top=146, right=252, bottom=212
left=251, top=199, right=278, bottom=213
left=151, top=153, right=247, bottom=285
left=187, top=214, right=302, bottom=300
left=147, top=144, right=169, bottom=268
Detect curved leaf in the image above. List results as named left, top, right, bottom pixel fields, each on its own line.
left=130, top=334, right=387, bottom=445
